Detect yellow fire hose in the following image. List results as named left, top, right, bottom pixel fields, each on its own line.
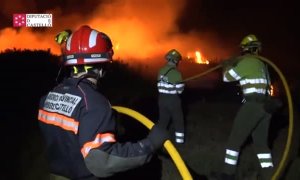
left=112, top=57, right=292, bottom=180
left=182, top=64, right=222, bottom=82
left=181, top=57, right=294, bottom=180
left=112, top=106, right=193, bottom=180
left=254, top=56, right=294, bottom=180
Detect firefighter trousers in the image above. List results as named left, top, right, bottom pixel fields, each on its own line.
left=223, top=100, right=273, bottom=180
left=158, top=94, right=184, bottom=143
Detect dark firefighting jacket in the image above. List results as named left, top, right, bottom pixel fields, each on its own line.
left=38, top=78, right=154, bottom=179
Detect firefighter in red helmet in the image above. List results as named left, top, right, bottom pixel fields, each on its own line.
left=38, top=25, right=168, bottom=180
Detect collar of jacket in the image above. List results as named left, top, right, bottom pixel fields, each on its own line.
left=62, top=77, right=98, bottom=89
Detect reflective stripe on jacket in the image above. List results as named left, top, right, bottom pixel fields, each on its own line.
left=223, top=54, right=270, bottom=96
left=157, top=64, right=184, bottom=94
left=38, top=78, right=153, bottom=179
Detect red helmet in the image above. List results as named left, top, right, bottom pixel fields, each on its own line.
left=63, top=25, right=113, bottom=66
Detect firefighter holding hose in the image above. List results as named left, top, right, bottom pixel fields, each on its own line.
left=38, top=25, right=168, bottom=180
left=211, top=34, right=281, bottom=180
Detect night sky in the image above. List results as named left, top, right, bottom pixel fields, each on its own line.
left=178, top=0, right=299, bottom=64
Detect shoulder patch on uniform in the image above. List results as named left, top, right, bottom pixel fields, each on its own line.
left=43, top=92, right=82, bottom=116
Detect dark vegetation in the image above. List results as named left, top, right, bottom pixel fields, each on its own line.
left=0, top=50, right=299, bottom=180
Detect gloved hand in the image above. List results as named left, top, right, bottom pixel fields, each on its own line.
left=147, top=124, right=169, bottom=151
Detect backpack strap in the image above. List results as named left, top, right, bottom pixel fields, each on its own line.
left=157, top=67, right=175, bottom=84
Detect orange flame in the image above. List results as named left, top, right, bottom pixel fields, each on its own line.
left=186, top=50, right=209, bottom=64
left=195, top=51, right=209, bottom=64
left=115, top=42, right=120, bottom=51
left=270, top=84, right=274, bottom=96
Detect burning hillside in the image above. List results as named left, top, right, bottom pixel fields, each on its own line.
left=0, top=0, right=231, bottom=64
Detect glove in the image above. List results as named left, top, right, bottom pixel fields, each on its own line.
left=147, top=124, right=169, bottom=151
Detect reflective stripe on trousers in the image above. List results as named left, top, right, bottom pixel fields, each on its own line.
left=175, top=132, right=184, bottom=143
left=257, top=153, right=274, bottom=168
left=225, top=149, right=239, bottom=165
